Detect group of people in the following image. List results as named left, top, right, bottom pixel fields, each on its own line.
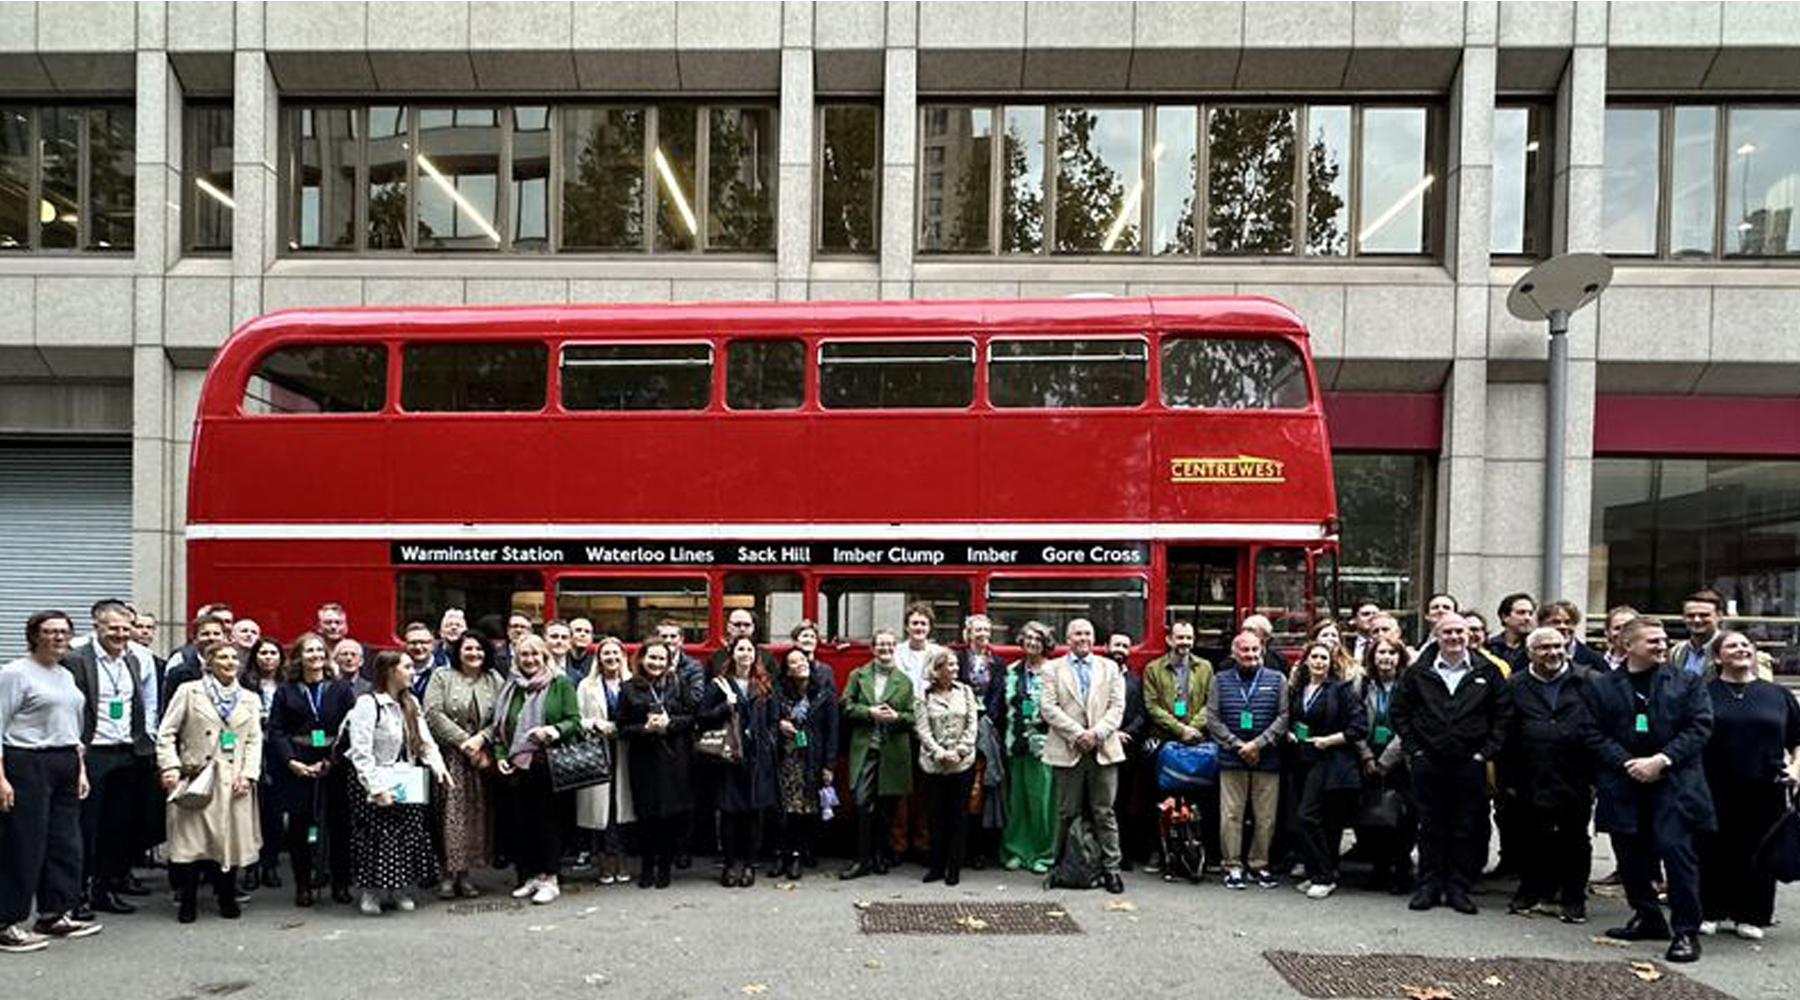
left=1, top=590, right=1794, bottom=966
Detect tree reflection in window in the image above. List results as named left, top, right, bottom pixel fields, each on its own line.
left=989, top=338, right=1146, bottom=408
left=1054, top=107, right=1140, bottom=253
left=1002, top=107, right=1045, bottom=253
left=367, top=105, right=409, bottom=250
left=562, top=107, right=645, bottom=251
left=1161, top=337, right=1309, bottom=409
left=1154, top=106, right=1197, bottom=255
left=707, top=107, right=775, bottom=251
left=1305, top=106, right=1350, bottom=256
left=401, top=342, right=547, bottom=412
left=562, top=343, right=712, bottom=411
left=1206, top=107, right=1296, bottom=254
left=819, top=105, right=879, bottom=253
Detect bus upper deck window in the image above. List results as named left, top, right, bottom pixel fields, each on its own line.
left=401, top=342, right=547, bottom=412
left=242, top=343, right=387, bottom=414
left=819, top=340, right=974, bottom=409
left=1160, top=337, right=1309, bottom=409
left=561, top=343, right=712, bottom=410
left=990, top=337, right=1146, bottom=408
left=726, top=339, right=804, bottom=410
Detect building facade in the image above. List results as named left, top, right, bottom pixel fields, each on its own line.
left=1, top=1, right=1798, bottom=657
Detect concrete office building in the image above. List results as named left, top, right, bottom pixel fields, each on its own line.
left=1, top=1, right=1798, bottom=658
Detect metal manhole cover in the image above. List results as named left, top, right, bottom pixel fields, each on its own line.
left=446, top=899, right=525, bottom=916
left=856, top=901, right=1081, bottom=935
left=1264, top=951, right=1737, bottom=1000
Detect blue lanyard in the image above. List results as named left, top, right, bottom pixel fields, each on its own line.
left=1303, top=683, right=1324, bottom=714
left=1374, top=686, right=1390, bottom=722
left=304, top=682, right=324, bottom=722
left=1236, top=670, right=1262, bottom=708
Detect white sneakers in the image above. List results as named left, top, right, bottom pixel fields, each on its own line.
left=1736, top=924, right=1764, bottom=941
left=1305, top=882, right=1337, bottom=900
left=512, top=878, right=542, bottom=900
left=0, top=925, right=48, bottom=953
left=531, top=881, right=561, bottom=905
left=1699, top=920, right=1764, bottom=941
left=394, top=893, right=416, bottom=912
left=358, top=892, right=382, bottom=916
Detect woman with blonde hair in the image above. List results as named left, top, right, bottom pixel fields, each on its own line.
left=576, top=636, right=633, bottom=885
left=156, top=641, right=263, bottom=923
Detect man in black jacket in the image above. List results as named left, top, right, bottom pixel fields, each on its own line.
left=1391, top=612, right=1510, bottom=915
left=1500, top=626, right=1596, bottom=923
left=1582, top=616, right=1714, bottom=964
left=63, top=601, right=157, bottom=916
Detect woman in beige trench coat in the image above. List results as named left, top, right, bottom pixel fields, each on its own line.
left=575, top=637, right=634, bottom=884
left=157, top=641, right=263, bottom=923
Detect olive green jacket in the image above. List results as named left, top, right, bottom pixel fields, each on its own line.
left=841, top=663, right=916, bottom=796
left=1142, top=652, right=1215, bottom=741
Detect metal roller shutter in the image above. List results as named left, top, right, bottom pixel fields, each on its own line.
left=0, top=441, right=133, bottom=659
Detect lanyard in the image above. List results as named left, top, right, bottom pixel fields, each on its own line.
left=1236, top=669, right=1262, bottom=708
left=1303, top=683, right=1324, bottom=715
left=1374, top=685, right=1390, bottom=722
left=304, top=681, right=325, bottom=722
left=99, top=653, right=132, bottom=701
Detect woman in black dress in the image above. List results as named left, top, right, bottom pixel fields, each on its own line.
left=616, top=639, right=695, bottom=889
left=1699, top=630, right=1800, bottom=941
left=698, top=637, right=777, bottom=888
left=265, top=632, right=356, bottom=906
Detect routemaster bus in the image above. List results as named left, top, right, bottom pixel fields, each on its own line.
left=186, top=296, right=1339, bottom=674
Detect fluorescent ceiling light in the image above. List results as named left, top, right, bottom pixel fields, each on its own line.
left=1358, top=174, right=1435, bottom=245
left=1103, top=177, right=1145, bottom=252
left=416, top=153, right=500, bottom=242
left=1737, top=142, right=1757, bottom=156
left=654, top=148, right=699, bottom=236
left=1524, top=140, right=1540, bottom=153
left=196, top=177, right=236, bottom=210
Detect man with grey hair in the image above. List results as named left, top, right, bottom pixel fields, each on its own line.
left=1500, top=625, right=1596, bottom=924
left=1038, top=619, right=1127, bottom=894
left=1239, top=614, right=1290, bottom=672
left=1392, top=612, right=1511, bottom=915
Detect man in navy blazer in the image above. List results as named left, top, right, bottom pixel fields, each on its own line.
left=1581, top=616, right=1715, bottom=964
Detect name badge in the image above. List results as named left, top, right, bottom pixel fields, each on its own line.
left=107, top=699, right=126, bottom=721
left=310, top=729, right=327, bottom=748
left=1634, top=713, right=1649, bottom=734
left=1373, top=725, right=1392, bottom=745
left=306, top=825, right=319, bottom=845
left=1173, top=699, right=1188, bottom=718
left=1238, top=710, right=1255, bottom=731
left=795, top=731, right=809, bottom=749
left=220, top=731, right=238, bottom=750
left=1293, top=721, right=1311, bottom=741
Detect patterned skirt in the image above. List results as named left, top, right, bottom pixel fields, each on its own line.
left=439, top=751, right=491, bottom=873
left=351, top=794, right=439, bottom=891
left=778, top=752, right=817, bottom=816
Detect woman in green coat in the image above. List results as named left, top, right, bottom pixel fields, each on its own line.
left=989, top=620, right=1059, bottom=873
left=838, top=629, right=915, bottom=879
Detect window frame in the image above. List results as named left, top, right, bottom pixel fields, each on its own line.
left=559, top=339, right=717, bottom=413
left=915, top=100, right=1443, bottom=262
left=0, top=103, right=136, bottom=255
left=817, top=336, right=979, bottom=411
left=182, top=102, right=235, bottom=255
left=986, top=334, right=1151, bottom=410
left=238, top=342, right=391, bottom=417
left=813, top=101, right=883, bottom=257
left=1490, top=101, right=1554, bottom=261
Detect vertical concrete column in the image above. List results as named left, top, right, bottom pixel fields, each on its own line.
left=1552, top=36, right=1608, bottom=608
left=777, top=3, right=815, bottom=301
left=879, top=3, right=917, bottom=300
left=132, top=43, right=180, bottom=632
left=1436, top=43, right=1496, bottom=607
left=232, top=49, right=279, bottom=329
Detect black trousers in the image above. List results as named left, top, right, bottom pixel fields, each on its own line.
left=503, top=758, right=563, bottom=879
left=78, top=746, right=145, bottom=887
left=923, top=770, right=974, bottom=876
left=0, top=747, right=83, bottom=924
left=281, top=778, right=351, bottom=891
left=637, top=812, right=688, bottom=867
left=1614, top=792, right=1702, bottom=936
left=1295, top=765, right=1357, bottom=883
left=720, top=810, right=761, bottom=867
left=1412, top=756, right=1487, bottom=895
left=1514, top=798, right=1592, bottom=907
left=779, top=812, right=817, bottom=857
left=1699, top=780, right=1785, bottom=927
left=857, top=795, right=899, bottom=865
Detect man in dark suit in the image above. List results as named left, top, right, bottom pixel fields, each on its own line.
left=1583, top=616, right=1714, bottom=964
left=63, top=600, right=158, bottom=916
left=1500, top=626, right=1596, bottom=924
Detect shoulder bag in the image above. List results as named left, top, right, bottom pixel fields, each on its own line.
left=170, top=759, right=216, bottom=810
left=695, top=678, right=743, bottom=764
left=548, top=731, right=614, bottom=792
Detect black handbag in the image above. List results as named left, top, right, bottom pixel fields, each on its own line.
left=1356, top=786, right=1406, bottom=830
left=547, top=734, right=613, bottom=793
left=1755, top=785, right=1800, bottom=884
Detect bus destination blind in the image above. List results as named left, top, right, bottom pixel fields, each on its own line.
left=391, top=540, right=1150, bottom=568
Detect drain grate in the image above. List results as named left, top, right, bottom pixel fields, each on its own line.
left=446, top=899, right=525, bottom=916
left=1264, top=951, right=1737, bottom=1000
left=856, top=901, right=1082, bottom=935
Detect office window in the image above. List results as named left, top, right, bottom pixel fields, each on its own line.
left=0, top=105, right=134, bottom=253
left=511, top=107, right=551, bottom=251
left=818, top=104, right=879, bottom=254
left=707, top=107, right=775, bottom=251
left=184, top=105, right=234, bottom=253
left=562, top=107, right=645, bottom=251
left=1492, top=105, right=1549, bottom=257
left=1357, top=107, right=1430, bottom=254
left=415, top=108, right=500, bottom=250
left=1305, top=105, right=1352, bottom=256
left=1053, top=107, right=1142, bottom=253
left=917, top=107, right=992, bottom=253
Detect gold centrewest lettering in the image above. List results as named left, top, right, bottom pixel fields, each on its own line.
left=1168, top=454, right=1287, bottom=484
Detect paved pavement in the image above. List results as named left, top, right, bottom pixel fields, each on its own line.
left=10, top=850, right=1797, bottom=1000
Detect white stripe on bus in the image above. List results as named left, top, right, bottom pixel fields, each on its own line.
left=185, top=522, right=1333, bottom=543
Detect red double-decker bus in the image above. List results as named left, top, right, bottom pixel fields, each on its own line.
left=187, top=296, right=1338, bottom=672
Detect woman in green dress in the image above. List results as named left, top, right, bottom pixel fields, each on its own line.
left=988, top=620, right=1058, bottom=872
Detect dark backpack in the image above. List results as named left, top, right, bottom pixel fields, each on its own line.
left=1044, top=814, right=1103, bottom=890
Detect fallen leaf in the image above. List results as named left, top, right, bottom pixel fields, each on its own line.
left=1629, top=962, right=1663, bottom=983
left=1046, top=910, right=1067, bottom=918
left=864, top=959, right=883, bottom=970
left=955, top=915, right=990, bottom=931
left=852, top=900, right=871, bottom=910
left=1591, top=884, right=1625, bottom=899
left=1103, top=900, right=1137, bottom=912
left=582, top=973, right=609, bottom=987
left=741, top=985, right=769, bottom=996
left=527, top=924, right=559, bottom=933
left=1481, top=975, right=1503, bottom=987
left=775, top=882, right=798, bottom=891
left=276, top=920, right=305, bottom=931
left=320, top=930, right=344, bottom=942
left=1400, top=986, right=1455, bottom=1000
left=582, top=906, right=599, bottom=915
left=1590, top=936, right=1630, bottom=948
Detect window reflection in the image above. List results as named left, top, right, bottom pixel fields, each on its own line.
left=819, top=104, right=879, bottom=254
left=511, top=107, right=550, bottom=251
left=1358, top=107, right=1430, bottom=254
left=1054, top=107, right=1141, bottom=253
left=654, top=106, right=699, bottom=251
left=1332, top=453, right=1433, bottom=640
left=1305, top=106, right=1351, bottom=256
left=1667, top=107, right=1716, bottom=258
left=86, top=106, right=134, bottom=250
left=1491, top=106, right=1545, bottom=256
left=185, top=105, right=234, bottom=252
left=562, top=343, right=712, bottom=411
left=1153, top=106, right=1196, bottom=254
left=820, top=341, right=974, bottom=409
left=1161, top=337, right=1309, bottom=409
left=40, top=107, right=80, bottom=249
left=367, top=105, right=410, bottom=250
left=1, top=108, right=32, bottom=248
left=415, top=108, right=500, bottom=250
left=707, top=107, right=775, bottom=251
left=918, top=107, right=991, bottom=252
left=401, top=342, right=547, bottom=412
left=295, top=107, right=357, bottom=250
left=1602, top=108, right=1660, bottom=255
left=1206, top=106, right=1295, bottom=254
left=1002, top=106, right=1046, bottom=253
left=989, top=338, right=1146, bottom=408
left=562, top=107, right=645, bottom=251
left=1726, top=108, right=1800, bottom=257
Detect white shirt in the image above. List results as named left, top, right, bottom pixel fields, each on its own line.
left=93, top=644, right=137, bottom=745
left=893, top=641, right=942, bottom=694
left=1432, top=653, right=1471, bottom=695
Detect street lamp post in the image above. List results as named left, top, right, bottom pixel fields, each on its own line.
left=1505, top=253, right=1614, bottom=601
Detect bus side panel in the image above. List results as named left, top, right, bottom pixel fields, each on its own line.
left=388, top=417, right=551, bottom=522
left=979, top=412, right=1153, bottom=520
left=807, top=416, right=979, bottom=521
left=552, top=417, right=720, bottom=521
left=708, top=416, right=813, bottom=521
left=188, top=539, right=401, bottom=643
left=1151, top=412, right=1335, bottom=525
left=193, top=419, right=393, bottom=523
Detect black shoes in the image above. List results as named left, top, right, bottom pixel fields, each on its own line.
left=636, top=860, right=655, bottom=889
left=839, top=862, right=875, bottom=881
left=295, top=888, right=314, bottom=908
left=1104, top=873, right=1126, bottom=895
left=1559, top=903, right=1587, bottom=925
left=945, top=870, right=961, bottom=887
left=654, top=861, right=672, bottom=889
left=1446, top=892, right=1478, bottom=915
left=116, top=875, right=151, bottom=897
left=1666, top=933, right=1700, bottom=963
left=1607, top=914, right=1673, bottom=942
left=260, top=865, right=283, bottom=889
left=1507, top=894, right=1538, bottom=915
left=922, top=869, right=944, bottom=884
left=1408, top=886, right=1441, bottom=911
left=330, top=885, right=354, bottom=905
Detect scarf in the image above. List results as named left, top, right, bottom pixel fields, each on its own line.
left=493, top=667, right=553, bottom=770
